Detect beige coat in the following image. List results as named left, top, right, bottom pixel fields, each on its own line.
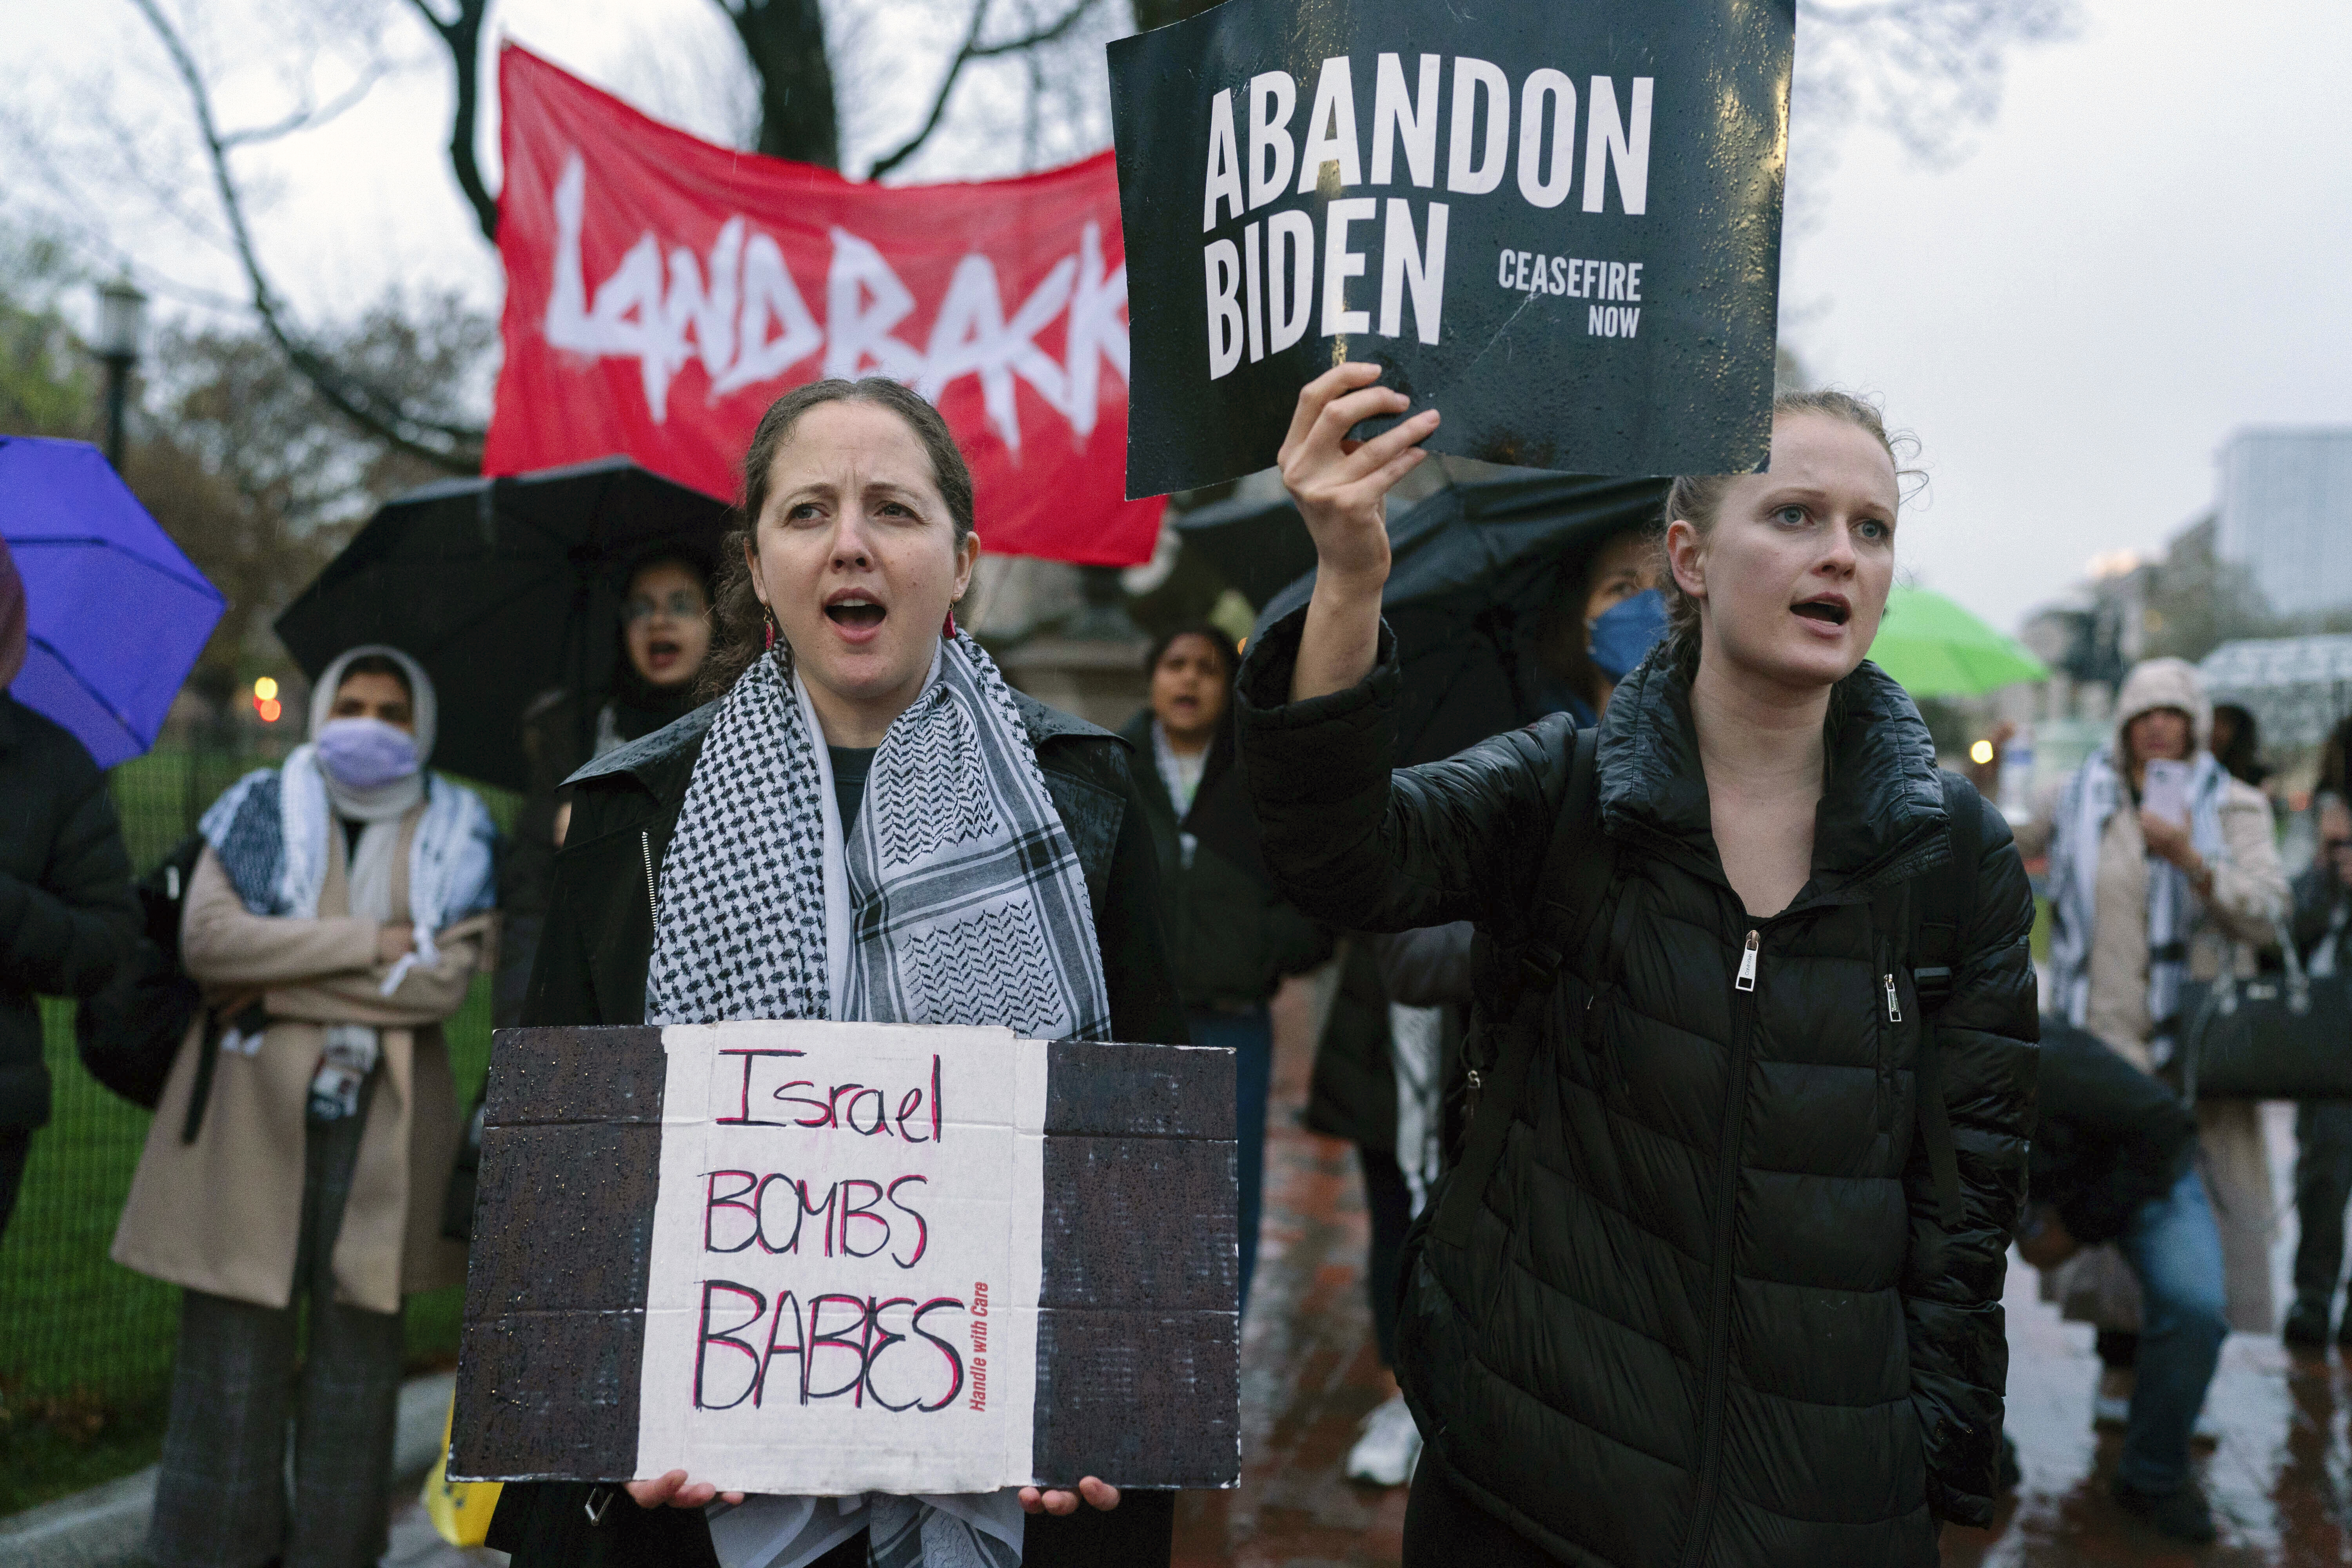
left=111, top=815, right=492, bottom=1315
left=2014, top=658, right=2288, bottom=1334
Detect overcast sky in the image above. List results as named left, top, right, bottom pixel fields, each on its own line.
left=7, top=0, right=2347, bottom=635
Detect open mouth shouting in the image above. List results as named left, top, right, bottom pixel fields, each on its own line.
left=1791, top=593, right=1851, bottom=635
left=824, top=586, right=889, bottom=642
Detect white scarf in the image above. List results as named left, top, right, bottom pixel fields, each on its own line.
left=200, top=746, right=497, bottom=976
left=2046, top=745, right=2229, bottom=1040
left=648, top=631, right=1109, bottom=1568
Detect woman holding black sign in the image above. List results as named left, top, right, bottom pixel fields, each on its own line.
left=1236, top=364, right=2038, bottom=1566
left=488, top=378, right=1184, bottom=1568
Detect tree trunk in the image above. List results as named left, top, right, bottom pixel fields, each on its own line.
left=726, top=0, right=842, bottom=168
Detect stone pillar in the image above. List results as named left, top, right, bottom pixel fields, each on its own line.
left=995, top=634, right=1151, bottom=731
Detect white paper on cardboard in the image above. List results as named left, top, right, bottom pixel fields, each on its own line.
left=636, top=1021, right=1047, bottom=1494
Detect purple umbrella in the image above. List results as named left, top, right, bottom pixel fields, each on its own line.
left=0, top=436, right=225, bottom=768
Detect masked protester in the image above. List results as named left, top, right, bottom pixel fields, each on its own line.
left=114, top=645, right=497, bottom=1568
left=1535, top=526, right=1668, bottom=726
left=497, top=550, right=717, bottom=1026
left=0, top=538, right=137, bottom=1241
left=1238, top=367, right=2037, bottom=1567
left=2013, top=655, right=2287, bottom=1537
left=488, top=379, right=1185, bottom=1568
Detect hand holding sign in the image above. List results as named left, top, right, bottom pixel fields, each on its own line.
left=1281, top=363, right=1439, bottom=701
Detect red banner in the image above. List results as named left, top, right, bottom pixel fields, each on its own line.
left=484, top=45, right=1162, bottom=565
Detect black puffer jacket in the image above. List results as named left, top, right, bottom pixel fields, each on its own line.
left=0, top=693, right=136, bottom=1129
left=1236, top=612, right=2038, bottom=1565
left=2029, top=1018, right=2195, bottom=1249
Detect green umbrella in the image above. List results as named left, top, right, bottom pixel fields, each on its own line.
left=1866, top=584, right=2049, bottom=697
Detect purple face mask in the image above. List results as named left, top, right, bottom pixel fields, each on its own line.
left=315, top=717, right=420, bottom=791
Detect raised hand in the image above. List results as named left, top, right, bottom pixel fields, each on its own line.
left=1278, top=363, right=1440, bottom=702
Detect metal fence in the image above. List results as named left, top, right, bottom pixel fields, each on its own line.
left=0, top=742, right=510, bottom=1505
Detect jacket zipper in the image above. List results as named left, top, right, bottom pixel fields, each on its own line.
left=1681, top=924, right=1762, bottom=1568
left=640, top=831, right=658, bottom=923
left=1875, top=940, right=1900, bottom=1132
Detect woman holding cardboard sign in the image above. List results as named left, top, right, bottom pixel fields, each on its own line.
left=1235, top=364, right=2039, bottom=1566
left=489, top=379, right=1186, bottom=1567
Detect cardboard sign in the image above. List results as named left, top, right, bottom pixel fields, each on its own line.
left=1107, top=0, right=1793, bottom=497
left=452, top=1024, right=1239, bottom=1492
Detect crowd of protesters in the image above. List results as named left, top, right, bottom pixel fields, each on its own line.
left=9, top=358, right=2352, bottom=1568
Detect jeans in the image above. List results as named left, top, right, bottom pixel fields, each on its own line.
left=2113, top=1162, right=2230, bottom=1495
left=1187, top=1006, right=1273, bottom=1316
left=2293, top=1100, right=2352, bottom=1315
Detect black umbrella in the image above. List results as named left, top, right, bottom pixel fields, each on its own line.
left=1250, top=472, right=1671, bottom=768
left=1186, top=472, right=1670, bottom=886
left=275, top=457, right=733, bottom=793
left=1171, top=491, right=1314, bottom=608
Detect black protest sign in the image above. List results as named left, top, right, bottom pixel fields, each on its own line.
left=1108, top=0, right=1792, bottom=497
left=452, top=1023, right=1239, bottom=1491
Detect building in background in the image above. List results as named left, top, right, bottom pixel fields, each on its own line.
left=2216, top=428, right=2352, bottom=619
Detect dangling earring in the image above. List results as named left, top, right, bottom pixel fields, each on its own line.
left=942, top=608, right=957, bottom=640
left=762, top=605, right=778, bottom=651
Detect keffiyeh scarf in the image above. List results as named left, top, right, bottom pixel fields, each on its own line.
left=648, top=631, right=1110, bottom=1568
left=202, top=746, right=498, bottom=953
left=2046, top=746, right=2229, bottom=1040
left=202, top=748, right=497, bottom=1118
left=648, top=631, right=1109, bottom=1040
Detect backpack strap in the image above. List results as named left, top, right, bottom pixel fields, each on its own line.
left=1901, top=771, right=1985, bottom=1230
left=1431, top=724, right=1612, bottom=1248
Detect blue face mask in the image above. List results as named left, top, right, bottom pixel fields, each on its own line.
left=315, top=717, right=420, bottom=791
left=1588, top=589, right=1667, bottom=682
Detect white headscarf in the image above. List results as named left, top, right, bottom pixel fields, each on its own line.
left=308, top=643, right=438, bottom=824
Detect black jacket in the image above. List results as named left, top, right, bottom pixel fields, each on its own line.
left=2029, top=1018, right=2196, bottom=1247
left=2289, top=860, right=2349, bottom=967
left=0, top=693, right=136, bottom=1129
left=1116, top=710, right=1328, bottom=1011
left=1236, top=612, right=2039, bottom=1564
left=490, top=690, right=1186, bottom=1565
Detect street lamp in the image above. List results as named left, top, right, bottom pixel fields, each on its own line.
left=94, top=276, right=147, bottom=472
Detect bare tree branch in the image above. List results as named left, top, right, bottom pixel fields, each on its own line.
left=867, top=0, right=1101, bottom=181
left=216, top=62, right=384, bottom=150
left=1795, top=0, right=2076, bottom=165
left=403, top=0, right=499, bottom=244
left=127, top=0, right=483, bottom=473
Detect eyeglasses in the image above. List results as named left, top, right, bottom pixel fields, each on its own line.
left=622, top=591, right=707, bottom=625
